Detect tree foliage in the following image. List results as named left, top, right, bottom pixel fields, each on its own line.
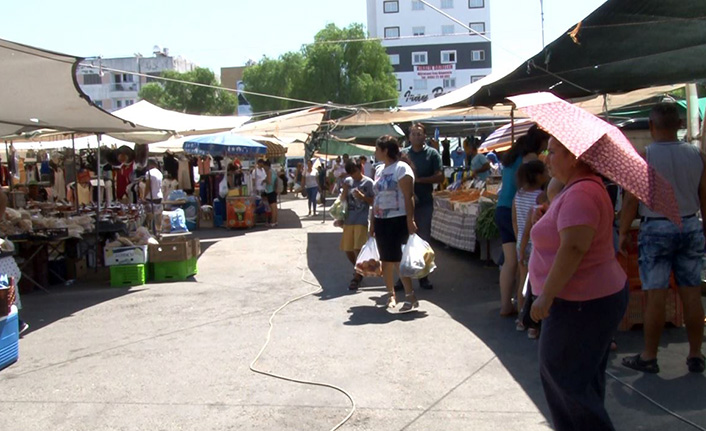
left=138, top=67, right=237, bottom=115
left=243, top=23, right=398, bottom=113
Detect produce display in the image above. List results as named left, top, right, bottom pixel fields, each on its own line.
left=0, top=207, right=94, bottom=238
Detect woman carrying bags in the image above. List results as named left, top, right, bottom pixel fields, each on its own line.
left=370, top=135, right=419, bottom=312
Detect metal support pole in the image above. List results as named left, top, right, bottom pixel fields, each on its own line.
left=72, top=134, right=78, bottom=213
left=686, top=83, right=701, bottom=145
left=4, top=141, right=12, bottom=191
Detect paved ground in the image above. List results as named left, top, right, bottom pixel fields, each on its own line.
left=2, top=195, right=705, bottom=430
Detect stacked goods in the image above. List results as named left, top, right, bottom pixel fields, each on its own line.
left=148, top=237, right=201, bottom=282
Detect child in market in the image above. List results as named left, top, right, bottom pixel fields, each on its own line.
left=339, top=160, right=374, bottom=291
left=512, top=160, right=548, bottom=332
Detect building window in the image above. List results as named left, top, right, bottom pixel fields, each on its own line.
left=469, top=0, right=484, bottom=8
left=384, top=26, right=400, bottom=39
left=441, top=0, right=454, bottom=8
left=412, top=51, right=428, bottom=65
left=412, top=26, right=425, bottom=36
left=83, top=74, right=102, bottom=85
left=116, top=100, right=123, bottom=108
left=471, top=50, right=486, bottom=61
left=471, top=75, right=485, bottom=83
left=412, top=0, right=424, bottom=10
left=441, top=50, right=457, bottom=64
left=125, top=100, right=134, bottom=106
left=389, top=54, right=400, bottom=66
left=469, top=22, right=486, bottom=35
left=383, top=0, right=399, bottom=13
left=397, top=79, right=402, bottom=92
left=442, top=25, right=455, bottom=35
left=443, top=78, right=456, bottom=88
left=413, top=79, right=427, bottom=90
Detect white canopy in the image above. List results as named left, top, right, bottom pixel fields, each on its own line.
left=232, top=107, right=325, bottom=144
left=0, top=38, right=157, bottom=139
left=110, top=100, right=251, bottom=144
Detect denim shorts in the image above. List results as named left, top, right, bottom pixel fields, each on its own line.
left=494, top=205, right=516, bottom=244
left=638, top=216, right=705, bottom=289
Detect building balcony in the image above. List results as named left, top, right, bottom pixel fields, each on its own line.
left=109, top=82, right=138, bottom=92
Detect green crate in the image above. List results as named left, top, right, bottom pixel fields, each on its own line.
left=110, top=264, right=146, bottom=287
left=150, top=257, right=198, bottom=282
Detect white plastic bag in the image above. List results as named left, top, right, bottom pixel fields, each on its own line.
left=355, top=237, right=382, bottom=277
left=399, top=234, right=436, bottom=279
left=218, top=176, right=228, bottom=199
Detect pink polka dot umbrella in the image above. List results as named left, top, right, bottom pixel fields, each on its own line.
left=508, top=92, right=681, bottom=226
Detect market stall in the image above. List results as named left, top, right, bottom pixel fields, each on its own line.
left=183, top=132, right=268, bottom=229
left=430, top=188, right=494, bottom=252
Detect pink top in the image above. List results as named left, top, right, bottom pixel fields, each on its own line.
left=529, top=175, right=626, bottom=301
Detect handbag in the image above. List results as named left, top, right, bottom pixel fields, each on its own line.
left=520, top=278, right=540, bottom=329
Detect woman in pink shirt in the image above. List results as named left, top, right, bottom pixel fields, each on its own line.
left=529, top=137, right=627, bottom=431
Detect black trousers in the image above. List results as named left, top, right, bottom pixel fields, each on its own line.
left=538, top=287, right=628, bottom=431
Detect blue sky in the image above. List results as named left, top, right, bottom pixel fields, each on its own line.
left=2, top=0, right=606, bottom=74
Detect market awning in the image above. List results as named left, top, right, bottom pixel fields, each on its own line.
left=110, top=100, right=251, bottom=144
left=233, top=107, right=325, bottom=144
left=472, top=0, right=706, bottom=106
left=315, top=138, right=375, bottom=157
left=0, top=38, right=158, bottom=139
left=336, top=105, right=512, bottom=126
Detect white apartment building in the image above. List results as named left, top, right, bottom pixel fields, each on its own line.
left=77, top=48, right=197, bottom=112
left=367, top=0, right=491, bottom=107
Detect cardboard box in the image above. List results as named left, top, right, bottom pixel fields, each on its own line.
left=191, top=238, right=201, bottom=257
left=66, top=258, right=87, bottom=280
left=104, top=245, right=149, bottom=266
left=149, top=240, right=193, bottom=263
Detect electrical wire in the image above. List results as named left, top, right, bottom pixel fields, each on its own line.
left=606, top=370, right=706, bottom=431
left=248, top=226, right=355, bottom=431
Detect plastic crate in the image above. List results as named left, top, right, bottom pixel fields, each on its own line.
left=0, top=306, right=19, bottom=371
left=109, top=264, right=146, bottom=287
left=150, top=257, right=198, bottom=282
left=618, top=287, right=684, bottom=331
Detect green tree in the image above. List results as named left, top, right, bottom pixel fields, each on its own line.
left=242, top=23, right=398, bottom=113
left=137, top=67, right=237, bottom=115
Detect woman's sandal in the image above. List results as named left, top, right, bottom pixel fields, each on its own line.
left=348, top=275, right=362, bottom=291
left=398, top=294, right=419, bottom=313
left=386, top=295, right=398, bottom=309
left=687, top=355, right=705, bottom=373
left=622, top=353, right=659, bottom=374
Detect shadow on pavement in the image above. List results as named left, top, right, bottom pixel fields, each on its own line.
left=305, top=229, right=706, bottom=429
left=19, top=283, right=141, bottom=336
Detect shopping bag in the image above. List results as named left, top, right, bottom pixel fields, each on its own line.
left=355, top=237, right=382, bottom=277
left=329, top=195, right=348, bottom=221
left=399, top=234, right=436, bottom=279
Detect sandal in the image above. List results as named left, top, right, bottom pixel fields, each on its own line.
left=398, top=294, right=419, bottom=313
left=687, top=355, right=705, bottom=373
left=386, top=295, right=398, bottom=309
left=622, top=354, right=659, bottom=374
left=527, top=328, right=539, bottom=339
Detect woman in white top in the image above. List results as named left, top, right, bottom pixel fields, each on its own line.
left=370, top=135, right=419, bottom=311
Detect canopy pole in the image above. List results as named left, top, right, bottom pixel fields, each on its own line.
left=686, top=83, right=701, bottom=145
left=95, top=134, right=102, bottom=271
left=72, top=134, right=78, bottom=213
left=510, top=108, right=515, bottom=147
left=4, top=141, right=12, bottom=192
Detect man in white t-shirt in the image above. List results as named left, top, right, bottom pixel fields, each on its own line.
left=144, top=158, right=164, bottom=233
left=253, top=159, right=267, bottom=194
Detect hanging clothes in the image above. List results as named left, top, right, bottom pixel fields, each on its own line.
left=177, top=158, right=191, bottom=191
left=116, top=162, right=133, bottom=200
left=198, top=156, right=212, bottom=175
left=53, top=167, right=66, bottom=201
left=163, top=153, right=179, bottom=179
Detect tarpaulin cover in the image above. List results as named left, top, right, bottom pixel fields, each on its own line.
left=0, top=38, right=157, bottom=138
